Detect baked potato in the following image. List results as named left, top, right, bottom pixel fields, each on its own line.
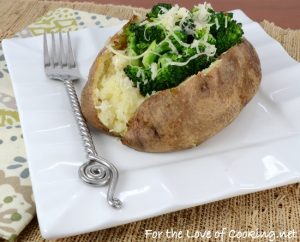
left=81, top=3, right=261, bottom=152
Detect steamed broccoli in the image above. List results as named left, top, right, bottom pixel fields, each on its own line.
left=124, top=65, right=153, bottom=96
left=209, top=12, right=244, bottom=54
left=125, top=64, right=186, bottom=95
left=215, top=20, right=243, bottom=55
left=146, top=3, right=172, bottom=19
left=124, top=50, right=214, bottom=96
left=123, top=65, right=141, bottom=84
left=168, top=30, right=188, bottom=52
left=142, top=41, right=159, bottom=67
left=125, top=23, right=166, bottom=55
left=146, top=30, right=189, bottom=56
left=122, top=3, right=244, bottom=96
left=141, top=30, right=189, bottom=68
left=155, top=52, right=213, bottom=87
left=194, top=27, right=216, bottom=45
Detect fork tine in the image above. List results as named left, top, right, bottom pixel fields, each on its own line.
left=51, top=32, right=57, bottom=67
left=58, top=32, right=66, bottom=67
left=67, top=32, right=76, bottom=68
left=43, top=33, right=50, bottom=67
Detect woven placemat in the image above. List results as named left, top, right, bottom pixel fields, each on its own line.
left=1, top=1, right=300, bottom=241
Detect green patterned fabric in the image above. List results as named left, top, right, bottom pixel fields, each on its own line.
left=0, top=8, right=123, bottom=240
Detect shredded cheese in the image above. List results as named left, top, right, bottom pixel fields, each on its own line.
left=158, top=5, right=190, bottom=31
left=140, top=5, right=191, bottom=32
left=165, top=38, right=178, bottom=54
left=106, top=45, right=147, bottom=60
left=171, top=32, right=190, bottom=48
left=168, top=53, right=204, bottom=66
left=192, top=2, right=212, bottom=29
left=215, top=18, right=220, bottom=30
left=150, top=63, right=158, bottom=80
left=204, top=44, right=217, bottom=56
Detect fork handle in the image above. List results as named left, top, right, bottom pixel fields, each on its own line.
left=64, top=79, right=97, bottom=158
left=63, top=79, right=122, bottom=209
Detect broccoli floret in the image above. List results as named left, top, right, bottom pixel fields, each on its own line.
left=144, top=25, right=166, bottom=44
left=124, top=65, right=153, bottom=96
left=142, top=32, right=188, bottom=68
left=168, top=30, right=188, bottom=52
left=155, top=65, right=188, bottom=89
left=125, top=24, right=136, bottom=52
left=156, top=49, right=214, bottom=86
left=151, top=30, right=188, bottom=55
left=154, top=55, right=212, bottom=92
left=141, top=30, right=188, bottom=67
left=182, top=47, right=197, bottom=57
left=188, top=55, right=215, bottom=73
left=146, top=3, right=172, bottom=19
left=156, top=41, right=171, bottom=54
left=214, top=21, right=243, bottom=55
left=194, top=27, right=216, bottom=45
left=125, top=23, right=166, bottom=55
left=134, top=65, right=187, bottom=94
left=158, top=53, right=172, bottom=68
left=125, top=54, right=189, bottom=95
left=133, top=52, right=214, bottom=95
left=209, top=12, right=243, bottom=55
left=207, top=34, right=217, bottom=46
left=209, top=12, right=234, bottom=33
left=142, top=41, right=159, bottom=67
left=124, top=26, right=140, bottom=65
left=173, top=30, right=188, bottom=43
left=123, top=65, right=141, bottom=84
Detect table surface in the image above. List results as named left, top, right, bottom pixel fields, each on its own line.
left=63, top=0, right=300, bottom=29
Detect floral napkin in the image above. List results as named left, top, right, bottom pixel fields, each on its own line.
left=0, top=8, right=123, bottom=241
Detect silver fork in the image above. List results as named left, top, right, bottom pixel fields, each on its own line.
left=43, top=32, right=122, bottom=209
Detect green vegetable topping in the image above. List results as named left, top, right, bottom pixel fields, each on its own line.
left=120, top=3, right=244, bottom=96
left=146, top=3, right=172, bottom=19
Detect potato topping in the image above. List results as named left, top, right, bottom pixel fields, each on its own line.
left=95, top=55, right=145, bottom=135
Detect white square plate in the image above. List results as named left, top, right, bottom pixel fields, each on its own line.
left=3, top=10, right=300, bottom=239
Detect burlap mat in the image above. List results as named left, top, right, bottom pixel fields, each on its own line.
left=0, top=0, right=300, bottom=241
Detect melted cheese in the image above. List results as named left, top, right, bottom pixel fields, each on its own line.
left=96, top=55, right=145, bottom=135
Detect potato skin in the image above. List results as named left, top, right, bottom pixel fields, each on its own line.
left=81, top=31, right=261, bottom=152
left=121, top=39, right=261, bottom=152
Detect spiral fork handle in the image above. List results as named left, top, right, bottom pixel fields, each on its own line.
left=64, top=79, right=122, bottom=209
